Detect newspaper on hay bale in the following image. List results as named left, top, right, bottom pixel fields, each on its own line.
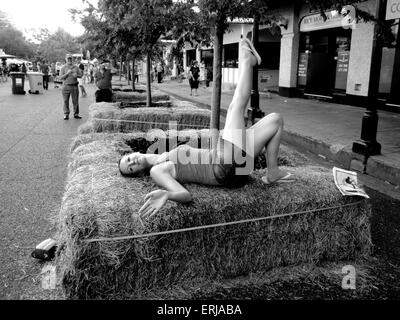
left=56, top=131, right=372, bottom=299
left=78, top=100, right=211, bottom=134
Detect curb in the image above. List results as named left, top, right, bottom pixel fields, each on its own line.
left=154, top=84, right=400, bottom=187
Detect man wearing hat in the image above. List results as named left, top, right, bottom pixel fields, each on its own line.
left=59, top=54, right=82, bottom=120
left=94, top=59, right=117, bottom=102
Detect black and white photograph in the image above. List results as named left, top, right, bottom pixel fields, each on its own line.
left=0, top=0, right=399, bottom=312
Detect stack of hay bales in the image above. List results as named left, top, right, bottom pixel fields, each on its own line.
left=56, top=131, right=372, bottom=299
left=113, top=87, right=170, bottom=103
left=78, top=100, right=211, bottom=134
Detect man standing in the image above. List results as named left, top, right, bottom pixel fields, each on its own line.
left=40, top=60, right=50, bottom=90
left=94, top=60, right=117, bottom=102
left=156, top=62, right=163, bottom=83
left=59, top=54, right=82, bottom=120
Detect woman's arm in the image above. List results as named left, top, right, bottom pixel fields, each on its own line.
left=139, top=162, right=192, bottom=218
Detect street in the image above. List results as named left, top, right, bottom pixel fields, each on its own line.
left=0, top=79, right=95, bottom=299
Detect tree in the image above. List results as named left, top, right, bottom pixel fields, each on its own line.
left=35, top=28, right=80, bottom=62
left=71, top=1, right=147, bottom=90
left=0, top=10, right=36, bottom=59
left=99, top=0, right=190, bottom=106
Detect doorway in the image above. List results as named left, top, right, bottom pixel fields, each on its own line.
left=299, top=28, right=352, bottom=97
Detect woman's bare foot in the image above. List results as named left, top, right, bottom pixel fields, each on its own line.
left=240, top=38, right=262, bottom=65
left=240, top=40, right=258, bottom=67
left=262, top=168, right=293, bottom=184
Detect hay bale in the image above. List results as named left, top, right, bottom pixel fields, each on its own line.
left=78, top=101, right=210, bottom=134
left=113, top=90, right=170, bottom=103
left=57, top=133, right=372, bottom=299
left=143, top=261, right=384, bottom=300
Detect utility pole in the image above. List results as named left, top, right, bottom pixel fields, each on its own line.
left=248, top=12, right=265, bottom=125
left=352, top=0, right=386, bottom=156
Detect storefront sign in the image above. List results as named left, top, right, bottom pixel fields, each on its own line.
left=300, top=8, right=354, bottom=32
left=335, top=51, right=350, bottom=90
left=386, top=0, right=400, bottom=20
left=297, top=52, right=309, bottom=86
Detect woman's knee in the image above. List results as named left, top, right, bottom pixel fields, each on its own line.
left=269, top=112, right=283, bottom=127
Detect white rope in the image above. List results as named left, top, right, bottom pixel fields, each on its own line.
left=83, top=200, right=364, bottom=243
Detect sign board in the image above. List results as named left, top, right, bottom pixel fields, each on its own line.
left=15, top=78, right=22, bottom=85
left=297, top=52, right=309, bottom=86
left=386, top=0, right=400, bottom=20
left=335, top=51, right=350, bottom=90
left=300, top=8, right=355, bottom=32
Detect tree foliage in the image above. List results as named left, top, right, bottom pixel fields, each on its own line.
left=0, top=10, right=36, bottom=58
left=35, top=28, right=80, bottom=62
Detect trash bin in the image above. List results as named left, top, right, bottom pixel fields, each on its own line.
left=27, top=72, right=44, bottom=94
left=10, top=72, right=26, bottom=95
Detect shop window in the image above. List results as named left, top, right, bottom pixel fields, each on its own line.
left=186, top=49, right=196, bottom=67
left=223, top=43, right=239, bottom=68
left=379, top=21, right=398, bottom=96
left=200, top=49, right=213, bottom=68
left=258, top=42, right=281, bottom=70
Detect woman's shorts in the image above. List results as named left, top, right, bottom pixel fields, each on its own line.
left=212, top=138, right=251, bottom=186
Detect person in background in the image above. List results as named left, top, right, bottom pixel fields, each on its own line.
left=188, top=60, right=200, bottom=96
left=94, top=59, right=117, bottom=102
left=50, top=63, right=58, bottom=88
left=77, top=57, right=87, bottom=97
left=0, top=65, right=4, bottom=82
left=1, top=58, right=8, bottom=82
left=40, top=60, right=50, bottom=90
left=134, top=64, right=139, bottom=83
left=156, top=62, right=164, bottom=83
left=89, top=63, right=94, bottom=84
left=21, top=63, right=27, bottom=74
left=59, top=54, right=82, bottom=120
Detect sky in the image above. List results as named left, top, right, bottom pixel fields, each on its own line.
left=1, top=0, right=98, bottom=41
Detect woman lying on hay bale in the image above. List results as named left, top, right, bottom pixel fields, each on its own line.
left=119, top=38, right=295, bottom=218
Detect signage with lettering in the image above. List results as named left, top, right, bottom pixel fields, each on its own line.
left=335, top=51, right=350, bottom=90
left=386, top=0, right=400, bottom=20
left=297, top=52, right=309, bottom=86
left=300, top=8, right=354, bottom=32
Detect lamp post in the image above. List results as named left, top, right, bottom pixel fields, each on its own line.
left=352, top=0, right=386, bottom=157
left=248, top=12, right=265, bottom=125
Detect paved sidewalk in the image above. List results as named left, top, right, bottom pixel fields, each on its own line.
left=149, top=78, right=400, bottom=193
left=0, top=79, right=96, bottom=299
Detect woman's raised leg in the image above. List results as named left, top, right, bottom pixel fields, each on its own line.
left=222, top=39, right=258, bottom=153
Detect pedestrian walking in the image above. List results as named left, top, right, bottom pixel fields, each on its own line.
left=21, top=63, right=27, bottom=75
left=89, top=64, right=95, bottom=84
left=59, top=54, right=82, bottom=120
left=1, top=59, right=8, bottom=82
left=157, top=63, right=163, bottom=83
left=94, top=60, right=117, bottom=102
left=77, top=57, right=87, bottom=97
left=134, top=65, right=139, bottom=83
left=188, top=60, right=200, bottom=96
left=40, top=61, right=50, bottom=90
left=50, top=63, right=59, bottom=88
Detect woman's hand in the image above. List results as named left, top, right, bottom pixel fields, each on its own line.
left=139, top=189, right=169, bottom=218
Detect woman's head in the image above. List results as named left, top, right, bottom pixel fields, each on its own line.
left=118, top=152, right=148, bottom=177
left=192, top=60, right=198, bottom=66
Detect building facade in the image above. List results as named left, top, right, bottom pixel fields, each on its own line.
left=181, top=0, right=400, bottom=112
